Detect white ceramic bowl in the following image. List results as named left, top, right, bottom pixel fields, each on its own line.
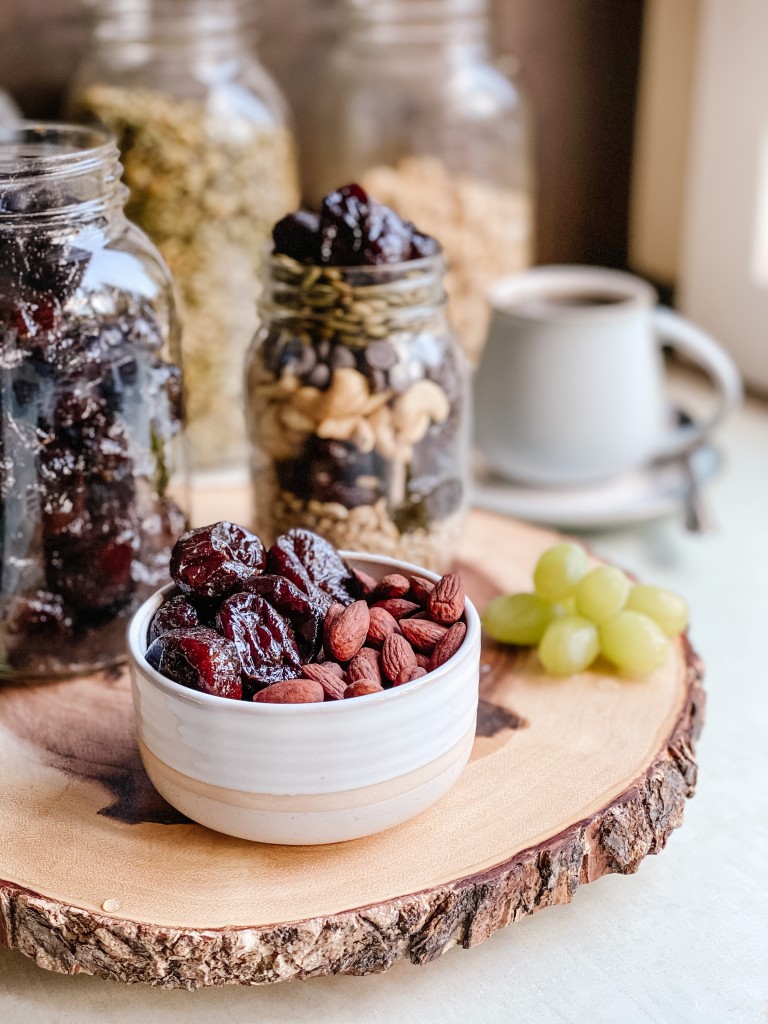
left=128, top=553, right=481, bottom=845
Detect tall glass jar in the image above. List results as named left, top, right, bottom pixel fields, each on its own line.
left=0, top=123, right=186, bottom=678
left=245, top=250, right=468, bottom=574
left=68, top=0, right=300, bottom=473
left=305, top=0, right=533, bottom=368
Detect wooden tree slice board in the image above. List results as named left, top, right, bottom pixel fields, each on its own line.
left=0, top=510, right=704, bottom=989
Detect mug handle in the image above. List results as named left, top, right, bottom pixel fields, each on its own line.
left=652, top=306, right=743, bottom=457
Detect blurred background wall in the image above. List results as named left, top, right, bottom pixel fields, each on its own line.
left=0, top=0, right=646, bottom=270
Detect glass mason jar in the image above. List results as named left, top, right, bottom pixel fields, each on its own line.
left=245, top=250, right=469, bottom=574
left=68, top=0, right=300, bottom=473
left=0, top=123, right=187, bottom=678
left=305, top=0, right=533, bottom=368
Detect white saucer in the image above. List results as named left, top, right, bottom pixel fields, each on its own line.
left=471, top=443, right=722, bottom=530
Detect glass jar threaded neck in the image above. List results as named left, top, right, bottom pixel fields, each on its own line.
left=345, top=0, right=489, bottom=51
left=91, top=0, right=255, bottom=47
left=0, top=123, right=126, bottom=231
left=260, top=252, right=448, bottom=343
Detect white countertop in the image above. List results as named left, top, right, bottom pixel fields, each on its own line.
left=1, top=369, right=766, bottom=1023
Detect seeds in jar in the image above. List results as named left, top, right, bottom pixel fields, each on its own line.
left=74, top=84, right=300, bottom=470
left=147, top=521, right=469, bottom=703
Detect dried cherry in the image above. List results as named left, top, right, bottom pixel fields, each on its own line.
left=272, top=209, right=322, bottom=264
left=266, top=528, right=361, bottom=609
left=217, top=592, right=302, bottom=688
left=244, top=573, right=323, bottom=661
left=5, top=590, right=74, bottom=639
left=319, top=184, right=416, bottom=266
left=146, top=627, right=242, bottom=700
left=170, top=521, right=265, bottom=599
left=149, top=594, right=200, bottom=644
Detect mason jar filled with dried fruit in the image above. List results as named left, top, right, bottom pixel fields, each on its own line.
left=68, top=0, right=300, bottom=473
left=245, top=184, right=469, bottom=574
left=0, top=123, right=187, bottom=678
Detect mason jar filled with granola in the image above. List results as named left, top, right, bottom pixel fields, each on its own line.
left=0, top=123, right=187, bottom=678
left=304, top=0, right=533, bottom=368
left=68, top=0, right=300, bottom=473
left=245, top=185, right=469, bottom=573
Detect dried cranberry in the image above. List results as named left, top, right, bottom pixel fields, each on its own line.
left=148, top=594, right=201, bottom=644
left=216, top=592, right=302, bottom=687
left=244, top=573, right=323, bottom=661
left=170, top=521, right=266, bottom=599
left=266, top=528, right=361, bottom=609
left=272, top=209, right=322, bottom=263
left=146, top=627, right=242, bottom=700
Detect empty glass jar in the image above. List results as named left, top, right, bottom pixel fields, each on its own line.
left=245, top=249, right=469, bottom=573
left=0, top=123, right=186, bottom=678
left=69, top=0, right=300, bottom=472
left=305, top=0, right=534, bottom=367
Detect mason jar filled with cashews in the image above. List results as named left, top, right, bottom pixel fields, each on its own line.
left=245, top=191, right=470, bottom=573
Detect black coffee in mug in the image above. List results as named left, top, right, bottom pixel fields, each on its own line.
left=505, top=290, right=628, bottom=317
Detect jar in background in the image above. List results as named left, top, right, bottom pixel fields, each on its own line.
left=0, top=91, right=20, bottom=125
left=0, top=123, right=186, bottom=678
left=246, top=250, right=468, bottom=573
left=69, top=0, right=300, bottom=473
left=305, top=0, right=533, bottom=368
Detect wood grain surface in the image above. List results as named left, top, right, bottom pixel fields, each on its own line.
left=0, top=510, right=703, bottom=988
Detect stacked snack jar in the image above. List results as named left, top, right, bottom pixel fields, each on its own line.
left=68, top=0, right=300, bottom=472
left=0, top=123, right=187, bottom=678
left=304, top=0, right=534, bottom=368
left=245, top=186, right=469, bottom=573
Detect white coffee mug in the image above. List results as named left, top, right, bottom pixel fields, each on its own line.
left=474, top=266, right=743, bottom=486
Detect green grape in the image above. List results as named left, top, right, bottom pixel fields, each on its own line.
left=599, top=610, right=670, bottom=676
left=552, top=596, right=578, bottom=618
left=575, top=565, right=631, bottom=624
left=538, top=616, right=599, bottom=675
left=533, top=543, right=589, bottom=602
left=626, top=585, right=689, bottom=636
left=482, top=593, right=554, bottom=646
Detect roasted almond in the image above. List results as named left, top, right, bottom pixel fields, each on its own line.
left=344, top=680, right=384, bottom=698
left=428, top=621, right=467, bottom=670
left=301, top=663, right=346, bottom=700
left=323, top=602, right=344, bottom=652
left=371, top=572, right=411, bottom=602
left=394, top=665, right=428, bottom=686
left=410, top=575, right=436, bottom=605
left=400, top=617, right=448, bottom=653
left=366, top=606, right=402, bottom=648
left=382, top=633, right=417, bottom=684
left=427, top=573, right=465, bottom=625
left=326, top=600, right=370, bottom=662
left=351, top=566, right=378, bottom=597
left=254, top=679, right=324, bottom=704
left=414, top=651, right=431, bottom=670
left=373, top=598, right=421, bottom=620
left=347, top=647, right=382, bottom=685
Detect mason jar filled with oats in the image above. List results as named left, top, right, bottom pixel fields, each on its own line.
left=68, top=0, right=300, bottom=474
left=303, top=0, right=534, bottom=369
left=245, top=185, right=469, bottom=574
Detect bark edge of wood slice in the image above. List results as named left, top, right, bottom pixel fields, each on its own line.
left=0, top=639, right=704, bottom=990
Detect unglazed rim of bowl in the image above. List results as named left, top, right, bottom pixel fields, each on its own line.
left=128, top=551, right=481, bottom=715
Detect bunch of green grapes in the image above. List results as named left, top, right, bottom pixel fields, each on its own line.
left=482, top=543, right=689, bottom=677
